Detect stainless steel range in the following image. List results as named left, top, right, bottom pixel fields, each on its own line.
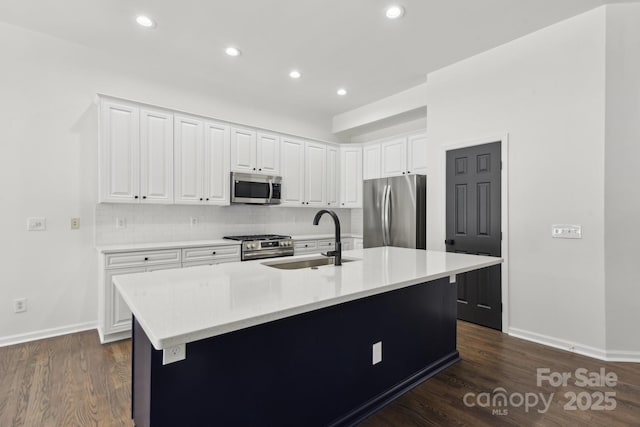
left=223, top=234, right=294, bottom=261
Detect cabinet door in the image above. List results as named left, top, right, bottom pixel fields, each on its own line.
left=326, top=145, right=339, bottom=207
left=305, top=142, right=327, bottom=206
left=256, top=132, right=280, bottom=175
left=363, top=143, right=381, bottom=180
left=407, top=133, right=428, bottom=175
left=230, top=127, right=257, bottom=173
left=174, top=115, right=204, bottom=204
left=99, top=100, right=140, bottom=203
left=140, top=108, right=174, bottom=204
left=280, top=138, right=305, bottom=205
left=203, top=121, right=230, bottom=205
left=381, top=138, right=407, bottom=177
left=340, top=146, right=363, bottom=208
left=104, top=266, right=146, bottom=335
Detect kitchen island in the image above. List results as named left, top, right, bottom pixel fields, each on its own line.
left=114, top=247, right=502, bottom=427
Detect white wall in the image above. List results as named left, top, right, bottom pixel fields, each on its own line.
left=604, top=3, right=640, bottom=355
left=0, top=22, right=336, bottom=343
left=425, top=8, right=608, bottom=351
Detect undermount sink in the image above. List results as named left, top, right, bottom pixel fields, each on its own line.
left=262, top=256, right=360, bottom=270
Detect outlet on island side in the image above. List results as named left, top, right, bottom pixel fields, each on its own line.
left=372, top=341, right=382, bottom=365
left=163, top=343, right=186, bottom=365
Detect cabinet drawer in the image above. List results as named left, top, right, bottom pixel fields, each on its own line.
left=182, top=245, right=240, bottom=262
left=317, top=239, right=336, bottom=249
left=294, top=240, right=317, bottom=251
left=105, top=249, right=181, bottom=269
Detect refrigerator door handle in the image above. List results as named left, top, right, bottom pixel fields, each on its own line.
left=383, top=184, right=391, bottom=245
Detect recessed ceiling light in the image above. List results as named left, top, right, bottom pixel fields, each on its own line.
left=385, top=5, right=405, bottom=19
left=289, top=70, right=302, bottom=79
left=337, top=88, right=347, bottom=96
left=136, top=15, right=156, bottom=28
left=225, top=46, right=241, bottom=57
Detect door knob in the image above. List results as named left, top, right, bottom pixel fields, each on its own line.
left=445, top=239, right=455, bottom=245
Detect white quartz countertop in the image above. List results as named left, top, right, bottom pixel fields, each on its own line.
left=97, top=239, right=241, bottom=253
left=114, top=248, right=502, bottom=350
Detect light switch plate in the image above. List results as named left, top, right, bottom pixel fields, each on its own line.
left=552, top=224, right=582, bottom=239
left=70, top=218, right=80, bottom=230
left=115, top=217, right=126, bottom=229
left=27, top=217, right=46, bottom=231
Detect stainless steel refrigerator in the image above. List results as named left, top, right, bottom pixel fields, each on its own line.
left=363, top=174, right=426, bottom=249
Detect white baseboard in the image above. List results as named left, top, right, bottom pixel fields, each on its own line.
left=0, top=321, right=97, bottom=347
left=508, top=327, right=640, bottom=363
left=508, top=327, right=607, bottom=360
left=604, top=349, right=640, bottom=363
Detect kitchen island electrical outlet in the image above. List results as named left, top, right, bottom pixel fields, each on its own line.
left=163, top=344, right=186, bottom=365
left=372, top=341, right=382, bottom=365
left=552, top=224, right=582, bottom=239
left=70, top=218, right=80, bottom=230
left=14, top=298, right=27, bottom=313
left=116, top=217, right=126, bottom=229
left=27, top=217, right=46, bottom=231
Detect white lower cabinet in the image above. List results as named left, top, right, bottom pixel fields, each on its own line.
left=98, top=244, right=240, bottom=343
left=99, top=249, right=181, bottom=343
left=293, top=237, right=358, bottom=255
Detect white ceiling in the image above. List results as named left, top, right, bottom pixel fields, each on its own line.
left=0, top=0, right=629, bottom=124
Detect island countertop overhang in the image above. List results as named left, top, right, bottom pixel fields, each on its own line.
left=114, top=247, right=502, bottom=350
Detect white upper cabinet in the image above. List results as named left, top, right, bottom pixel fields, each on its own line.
left=230, top=127, right=257, bottom=173
left=281, top=137, right=330, bottom=207
left=231, top=128, right=280, bottom=175
left=140, top=108, right=174, bottom=204
left=175, top=114, right=230, bottom=205
left=407, top=133, right=428, bottom=175
left=340, top=145, right=363, bottom=208
left=363, top=143, right=381, bottom=180
left=381, top=137, right=407, bottom=177
left=256, top=132, right=280, bottom=175
left=371, top=132, right=428, bottom=178
left=326, top=145, right=339, bottom=207
left=280, top=137, right=305, bottom=205
left=99, top=99, right=173, bottom=204
left=305, top=141, right=327, bottom=207
left=174, top=115, right=204, bottom=204
left=203, top=121, right=231, bottom=204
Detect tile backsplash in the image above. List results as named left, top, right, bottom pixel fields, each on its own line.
left=95, top=204, right=352, bottom=245
left=351, top=208, right=363, bottom=236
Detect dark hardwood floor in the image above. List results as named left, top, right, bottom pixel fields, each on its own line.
left=0, top=321, right=638, bottom=426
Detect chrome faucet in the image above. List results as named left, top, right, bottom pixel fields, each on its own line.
left=312, top=209, right=342, bottom=266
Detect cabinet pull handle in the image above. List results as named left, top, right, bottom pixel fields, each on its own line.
left=134, top=195, right=139, bottom=199
left=206, top=198, right=209, bottom=201
left=200, top=198, right=203, bottom=201
left=142, top=196, right=147, bottom=199
left=212, top=251, right=216, bottom=255
left=258, top=168, right=262, bottom=171
left=407, top=171, right=411, bottom=173
left=144, top=257, right=149, bottom=261
left=402, top=172, right=405, bottom=175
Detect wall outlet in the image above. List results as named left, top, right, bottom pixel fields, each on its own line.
left=189, top=217, right=198, bottom=227
left=27, top=217, right=46, bottom=231
left=163, top=344, right=186, bottom=365
left=115, top=217, right=126, bottom=229
left=70, top=218, right=80, bottom=230
left=14, top=298, right=27, bottom=313
left=372, top=341, right=382, bottom=365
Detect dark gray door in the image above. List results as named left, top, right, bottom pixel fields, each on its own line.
left=446, top=142, right=502, bottom=330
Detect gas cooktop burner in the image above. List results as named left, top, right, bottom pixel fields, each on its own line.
left=223, top=234, right=291, bottom=241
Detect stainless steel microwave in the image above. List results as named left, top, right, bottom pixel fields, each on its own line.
left=231, top=172, right=282, bottom=205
